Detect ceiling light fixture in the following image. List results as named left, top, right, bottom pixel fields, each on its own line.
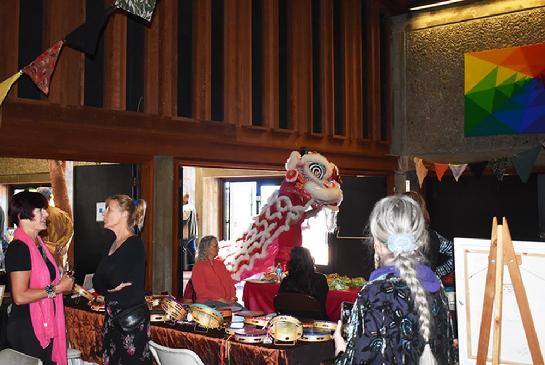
left=409, top=0, right=465, bottom=11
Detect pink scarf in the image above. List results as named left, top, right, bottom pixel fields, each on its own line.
left=14, top=228, right=67, bottom=365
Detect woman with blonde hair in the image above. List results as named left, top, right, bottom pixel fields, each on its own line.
left=191, top=235, right=240, bottom=307
left=334, top=195, right=453, bottom=364
left=93, top=195, right=151, bottom=364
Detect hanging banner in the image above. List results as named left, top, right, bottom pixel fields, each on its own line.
left=65, top=6, right=116, bottom=56
left=468, top=161, right=487, bottom=180
left=449, top=164, right=468, bottom=182
left=22, top=41, right=64, bottom=95
left=0, top=71, right=22, bottom=107
left=488, top=158, right=509, bottom=181
left=433, top=163, right=449, bottom=182
left=511, top=145, right=542, bottom=183
left=414, top=157, right=428, bottom=187
left=115, top=0, right=157, bottom=22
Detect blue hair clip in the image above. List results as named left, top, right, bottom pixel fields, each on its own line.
left=132, top=199, right=138, bottom=206
left=387, top=233, right=416, bottom=253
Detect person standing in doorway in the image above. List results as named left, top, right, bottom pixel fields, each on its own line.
left=181, top=193, right=198, bottom=269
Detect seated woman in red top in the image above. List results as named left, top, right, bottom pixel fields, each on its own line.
left=191, top=235, right=242, bottom=308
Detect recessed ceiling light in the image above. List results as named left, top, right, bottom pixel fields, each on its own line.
left=410, top=0, right=465, bottom=11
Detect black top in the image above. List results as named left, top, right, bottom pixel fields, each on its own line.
left=93, top=235, right=146, bottom=309
left=5, top=240, right=56, bottom=320
left=424, top=229, right=455, bottom=278
left=279, top=271, right=329, bottom=319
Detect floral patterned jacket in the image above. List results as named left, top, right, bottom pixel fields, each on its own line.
left=336, top=265, right=454, bottom=365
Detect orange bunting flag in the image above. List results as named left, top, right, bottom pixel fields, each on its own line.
left=414, top=157, right=428, bottom=187
left=22, top=40, right=64, bottom=95
left=0, top=71, right=22, bottom=107
left=448, top=164, right=467, bottom=182
left=433, top=163, right=449, bottom=182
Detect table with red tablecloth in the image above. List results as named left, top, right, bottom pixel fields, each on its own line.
left=242, top=281, right=360, bottom=321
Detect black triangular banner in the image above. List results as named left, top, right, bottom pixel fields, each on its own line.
left=65, top=6, right=116, bottom=56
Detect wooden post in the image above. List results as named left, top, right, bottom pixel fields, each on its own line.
left=476, top=217, right=497, bottom=364
left=492, top=222, right=503, bottom=365
left=476, top=217, right=544, bottom=365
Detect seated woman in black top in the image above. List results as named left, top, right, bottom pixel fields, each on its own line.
left=278, top=246, right=329, bottom=320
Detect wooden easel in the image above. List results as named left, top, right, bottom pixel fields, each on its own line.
left=476, top=217, right=543, bottom=365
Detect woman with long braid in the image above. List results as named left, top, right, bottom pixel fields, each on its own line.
left=333, top=195, right=453, bottom=364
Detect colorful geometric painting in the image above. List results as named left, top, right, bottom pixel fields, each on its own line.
left=464, top=42, right=545, bottom=136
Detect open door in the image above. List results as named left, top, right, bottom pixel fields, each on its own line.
left=73, top=164, right=137, bottom=283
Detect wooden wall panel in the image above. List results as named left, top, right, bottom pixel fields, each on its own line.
left=144, top=3, right=161, bottom=114
left=224, top=0, right=252, bottom=126
left=159, top=0, right=178, bottom=117
left=0, top=0, right=19, bottom=94
left=342, top=0, right=362, bottom=142
left=287, top=0, right=312, bottom=134
left=1, top=1, right=394, bottom=171
left=319, top=0, right=334, bottom=137
left=366, top=0, right=381, bottom=142
left=103, top=12, right=127, bottom=110
left=192, top=0, right=212, bottom=121
left=261, top=0, right=279, bottom=129
left=43, top=0, right=85, bottom=106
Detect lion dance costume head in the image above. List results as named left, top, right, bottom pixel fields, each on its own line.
left=221, top=150, right=343, bottom=281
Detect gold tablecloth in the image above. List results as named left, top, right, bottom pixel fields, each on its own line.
left=65, top=304, right=334, bottom=365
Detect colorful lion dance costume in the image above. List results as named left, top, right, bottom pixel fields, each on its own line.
left=221, top=151, right=343, bottom=281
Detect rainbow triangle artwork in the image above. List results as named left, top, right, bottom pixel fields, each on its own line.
left=464, top=42, right=545, bottom=136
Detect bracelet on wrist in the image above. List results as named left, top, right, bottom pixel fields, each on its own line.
left=44, top=284, right=56, bottom=299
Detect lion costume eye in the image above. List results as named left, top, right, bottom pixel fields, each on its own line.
left=308, top=162, right=326, bottom=179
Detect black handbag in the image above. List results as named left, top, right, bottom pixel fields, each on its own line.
left=113, top=303, right=149, bottom=332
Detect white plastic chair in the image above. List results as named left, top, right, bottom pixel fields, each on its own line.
left=67, top=347, right=83, bottom=365
left=0, top=348, right=43, bottom=365
left=148, top=340, right=204, bottom=365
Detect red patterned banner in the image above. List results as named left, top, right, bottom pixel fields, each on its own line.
left=22, top=40, right=64, bottom=95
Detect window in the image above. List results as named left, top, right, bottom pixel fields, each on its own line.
left=223, top=178, right=329, bottom=265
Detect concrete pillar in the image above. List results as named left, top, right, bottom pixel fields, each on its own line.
left=152, top=156, right=174, bottom=292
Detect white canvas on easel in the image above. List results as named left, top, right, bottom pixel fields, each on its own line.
left=454, top=237, right=545, bottom=364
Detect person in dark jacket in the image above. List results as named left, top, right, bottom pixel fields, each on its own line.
left=403, top=191, right=454, bottom=279
left=334, top=195, right=453, bottom=364
left=278, top=246, right=329, bottom=320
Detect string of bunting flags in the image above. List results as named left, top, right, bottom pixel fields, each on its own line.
left=0, top=0, right=156, bottom=107
left=409, top=142, right=545, bottom=187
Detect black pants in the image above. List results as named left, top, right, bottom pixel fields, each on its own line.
left=7, top=317, right=54, bottom=365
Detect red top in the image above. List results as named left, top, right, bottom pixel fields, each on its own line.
left=192, top=258, right=236, bottom=303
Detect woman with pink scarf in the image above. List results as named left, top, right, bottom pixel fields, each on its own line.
left=5, top=191, right=74, bottom=365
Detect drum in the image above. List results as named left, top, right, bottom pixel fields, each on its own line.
left=216, top=305, right=242, bottom=318
left=217, top=307, right=232, bottom=318
left=243, top=313, right=274, bottom=328
left=160, top=297, right=187, bottom=322
left=90, top=301, right=105, bottom=312
left=150, top=309, right=167, bottom=322
left=267, top=315, right=303, bottom=345
left=237, top=310, right=265, bottom=318
left=225, top=322, right=245, bottom=335
left=302, top=320, right=337, bottom=332
left=73, top=284, right=94, bottom=302
left=233, top=327, right=268, bottom=344
left=299, top=327, right=332, bottom=342
left=189, top=304, right=224, bottom=329
left=145, top=295, right=167, bottom=308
